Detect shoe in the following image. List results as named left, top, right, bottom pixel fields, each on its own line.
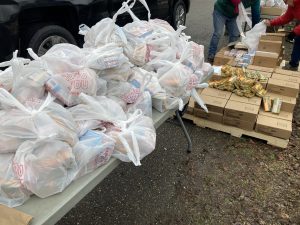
left=282, top=64, right=299, bottom=71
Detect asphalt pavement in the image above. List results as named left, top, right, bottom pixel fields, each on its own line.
left=56, top=1, right=230, bottom=224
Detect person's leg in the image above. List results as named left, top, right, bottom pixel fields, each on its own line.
left=208, top=10, right=226, bottom=61
left=289, top=35, right=300, bottom=68
left=226, top=17, right=240, bottom=43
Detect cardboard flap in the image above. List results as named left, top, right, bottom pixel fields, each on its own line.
left=0, top=205, right=33, bottom=225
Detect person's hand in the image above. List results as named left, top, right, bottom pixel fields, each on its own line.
left=264, top=19, right=271, bottom=26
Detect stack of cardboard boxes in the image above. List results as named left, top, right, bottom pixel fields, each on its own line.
left=194, top=88, right=231, bottom=123
left=188, top=66, right=300, bottom=141
left=213, top=33, right=286, bottom=69
left=223, top=95, right=260, bottom=131
left=253, top=34, right=285, bottom=68
left=255, top=68, right=300, bottom=139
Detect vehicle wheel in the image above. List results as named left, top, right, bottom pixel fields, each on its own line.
left=28, top=25, right=76, bottom=56
left=172, top=0, right=187, bottom=30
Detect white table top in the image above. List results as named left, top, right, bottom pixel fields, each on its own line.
left=16, top=109, right=175, bottom=225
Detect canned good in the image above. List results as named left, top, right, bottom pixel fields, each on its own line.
left=263, top=96, right=272, bottom=112
left=272, top=98, right=282, bottom=114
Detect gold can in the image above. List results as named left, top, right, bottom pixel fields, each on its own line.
left=272, top=98, right=282, bottom=114
left=263, top=96, right=272, bottom=112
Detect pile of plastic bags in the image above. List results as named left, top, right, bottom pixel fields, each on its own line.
left=260, top=0, right=287, bottom=9
left=0, top=0, right=211, bottom=208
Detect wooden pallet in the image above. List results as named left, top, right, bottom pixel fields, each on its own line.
left=183, top=114, right=289, bottom=148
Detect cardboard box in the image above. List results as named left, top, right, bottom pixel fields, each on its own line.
left=259, top=109, right=293, bottom=121
left=274, top=68, right=300, bottom=77
left=267, top=78, right=299, bottom=98
left=260, top=33, right=285, bottom=42
left=213, top=54, right=233, bottom=66
left=252, top=51, right=279, bottom=68
left=246, top=69, right=272, bottom=78
left=230, top=94, right=262, bottom=106
left=257, top=40, right=282, bottom=54
left=224, top=100, right=259, bottom=121
left=272, top=73, right=300, bottom=84
left=194, top=108, right=223, bottom=123
left=201, top=87, right=232, bottom=99
left=196, top=95, right=228, bottom=114
left=223, top=116, right=255, bottom=130
left=255, top=115, right=292, bottom=139
left=267, top=92, right=296, bottom=112
left=261, top=6, right=285, bottom=16
left=247, top=65, right=274, bottom=73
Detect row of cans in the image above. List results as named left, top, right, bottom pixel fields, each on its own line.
left=263, top=96, right=282, bottom=114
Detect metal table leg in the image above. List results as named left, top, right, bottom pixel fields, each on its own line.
left=175, top=110, right=192, bottom=153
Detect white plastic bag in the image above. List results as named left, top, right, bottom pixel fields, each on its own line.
left=242, top=22, right=267, bottom=53
left=181, top=41, right=205, bottom=71
left=236, top=3, right=253, bottom=36
left=11, top=62, right=50, bottom=103
left=157, top=61, right=193, bottom=97
left=0, top=67, right=13, bottom=92
left=96, top=77, right=107, bottom=96
left=45, top=68, right=98, bottom=106
left=83, top=43, right=129, bottom=71
left=73, top=130, right=115, bottom=179
left=0, top=154, right=31, bottom=207
left=13, top=139, right=77, bottom=198
left=127, top=91, right=152, bottom=118
left=0, top=89, right=78, bottom=153
left=69, top=94, right=127, bottom=136
left=274, top=0, right=287, bottom=9
left=109, top=109, right=156, bottom=166
left=129, top=67, right=165, bottom=96
left=107, top=80, right=142, bottom=104
left=97, top=61, right=133, bottom=82
left=79, top=18, right=127, bottom=48
left=266, top=0, right=275, bottom=7
left=41, top=44, right=84, bottom=73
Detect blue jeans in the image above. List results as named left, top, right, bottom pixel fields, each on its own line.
left=208, top=9, right=240, bottom=59
left=290, top=35, right=300, bottom=68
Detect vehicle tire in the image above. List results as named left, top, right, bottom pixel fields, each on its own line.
left=27, top=25, right=77, bottom=56
left=172, top=0, right=187, bottom=30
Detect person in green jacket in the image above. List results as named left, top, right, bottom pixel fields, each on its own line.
left=208, top=0, right=261, bottom=63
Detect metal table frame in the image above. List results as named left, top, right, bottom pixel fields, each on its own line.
left=16, top=109, right=191, bottom=225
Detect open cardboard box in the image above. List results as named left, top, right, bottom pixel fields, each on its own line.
left=267, top=92, right=296, bottom=113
